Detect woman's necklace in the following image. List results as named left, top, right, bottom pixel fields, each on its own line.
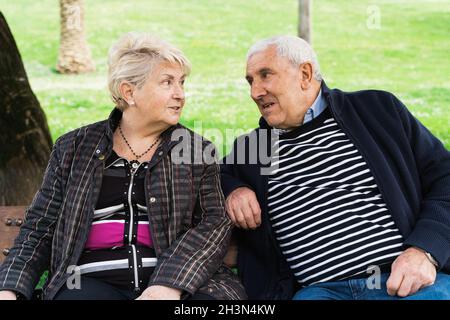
left=118, top=123, right=160, bottom=170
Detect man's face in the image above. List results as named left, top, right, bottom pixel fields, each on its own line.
left=246, top=46, right=307, bottom=129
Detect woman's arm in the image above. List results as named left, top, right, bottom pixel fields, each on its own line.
left=0, top=138, right=64, bottom=299
left=147, top=142, right=233, bottom=296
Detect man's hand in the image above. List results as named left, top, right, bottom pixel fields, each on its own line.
left=225, top=187, right=261, bottom=229
left=135, top=285, right=182, bottom=300
left=0, top=290, right=17, bottom=300
left=386, top=247, right=437, bottom=297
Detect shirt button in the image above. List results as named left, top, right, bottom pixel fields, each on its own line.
left=158, top=151, right=163, bottom=156
left=150, top=197, right=156, bottom=203
left=95, top=149, right=101, bottom=154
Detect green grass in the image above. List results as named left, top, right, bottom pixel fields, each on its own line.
left=1, top=0, right=449, bottom=155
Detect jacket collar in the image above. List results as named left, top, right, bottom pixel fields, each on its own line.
left=94, top=108, right=183, bottom=161
left=106, top=108, right=181, bottom=144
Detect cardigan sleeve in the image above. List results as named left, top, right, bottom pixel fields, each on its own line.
left=220, top=138, right=254, bottom=199
left=393, top=94, right=450, bottom=269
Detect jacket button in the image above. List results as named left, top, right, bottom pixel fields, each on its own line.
left=150, top=197, right=156, bottom=203
left=158, top=151, right=163, bottom=156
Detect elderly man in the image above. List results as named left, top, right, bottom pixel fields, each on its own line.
left=220, top=35, right=450, bottom=300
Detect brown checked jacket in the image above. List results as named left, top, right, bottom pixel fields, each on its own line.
left=0, top=108, right=246, bottom=300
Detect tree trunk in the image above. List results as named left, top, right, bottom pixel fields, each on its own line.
left=298, top=0, right=312, bottom=44
left=0, top=12, right=53, bottom=205
left=56, top=0, right=95, bottom=74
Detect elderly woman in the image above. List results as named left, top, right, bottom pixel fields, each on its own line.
left=0, top=32, right=245, bottom=300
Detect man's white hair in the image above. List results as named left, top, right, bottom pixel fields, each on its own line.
left=247, top=35, right=322, bottom=81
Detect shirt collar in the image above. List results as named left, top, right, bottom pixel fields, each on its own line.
left=273, top=88, right=327, bottom=135
left=303, top=88, right=327, bottom=125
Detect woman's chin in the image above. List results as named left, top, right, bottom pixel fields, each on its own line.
left=164, top=115, right=181, bottom=126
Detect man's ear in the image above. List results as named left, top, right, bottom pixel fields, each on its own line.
left=119, top=81, right=135, bottom=105
left=299, top=62, right=313, bottom=90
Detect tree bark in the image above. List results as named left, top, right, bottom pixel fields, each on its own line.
left=298, top=0, right=312, bottom=44
left=56, top=0, right=95, bottom=74
left=0, top=12, right=53, bottom=205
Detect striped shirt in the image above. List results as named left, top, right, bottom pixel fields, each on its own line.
left=268, top=107, right=404, bottom=286
left=77, top=150, right=157, bottom=292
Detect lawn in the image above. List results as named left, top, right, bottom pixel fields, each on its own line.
left=1, top=0, right=449, bottom=155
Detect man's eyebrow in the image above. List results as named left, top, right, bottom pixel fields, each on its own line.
left=258, top=67, right=272, bottom=74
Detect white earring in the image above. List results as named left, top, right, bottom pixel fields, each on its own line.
left=129, top=101, right=135, bottom=106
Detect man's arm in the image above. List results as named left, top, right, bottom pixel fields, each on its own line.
left=220, top=139, right=261, bottom=229
left=387, top=94, right=450, bottom=297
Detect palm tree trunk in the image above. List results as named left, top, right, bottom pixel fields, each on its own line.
left=298, top=0, right=312, bottom=44
left=0, top=12, right=53, bottom=205
left=56, top=0, right=95, bottom=74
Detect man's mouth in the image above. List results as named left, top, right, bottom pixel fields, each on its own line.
left=168, top=106, right=182, bottom=111
left=261, top=102, right=275, bottom=109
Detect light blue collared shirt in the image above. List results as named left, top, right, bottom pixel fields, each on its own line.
left=273, top=89, right=327, bottom=135
left=303, top=89, right=327, bottom=125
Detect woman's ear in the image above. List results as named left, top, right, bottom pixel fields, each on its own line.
left=299, top=62, right=313, bottom=90
left=119, top=81, right=135, bottom=105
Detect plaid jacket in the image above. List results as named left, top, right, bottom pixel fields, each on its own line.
left=0, top=109, right=246, bottom=300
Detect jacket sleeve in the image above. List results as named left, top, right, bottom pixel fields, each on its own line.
left=148, top=144, right=233, bottom=295
left=220, top=138, right=253, bottom=199
left=394, top=95, right=450, bottom=269
left=0, top=138, right=63, bottom=299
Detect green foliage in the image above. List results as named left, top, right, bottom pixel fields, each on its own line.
left=2, top=0, right=449, bottom=155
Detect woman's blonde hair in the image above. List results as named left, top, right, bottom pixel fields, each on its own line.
left=107, top=32, right=191, bottom=110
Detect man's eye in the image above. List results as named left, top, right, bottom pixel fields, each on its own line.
left=163, top=80, right=171, bottom=85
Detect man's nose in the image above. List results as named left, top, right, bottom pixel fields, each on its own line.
left=251, top=81, right=266, bottom=100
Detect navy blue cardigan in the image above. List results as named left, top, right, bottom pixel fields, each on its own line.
left=220, top=82, right=450, bottom=300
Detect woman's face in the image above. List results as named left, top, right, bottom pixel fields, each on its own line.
left=132, top=61, right=186, bottom=127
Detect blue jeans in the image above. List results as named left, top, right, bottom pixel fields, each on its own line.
left=293, top=273, right=450, bottom=300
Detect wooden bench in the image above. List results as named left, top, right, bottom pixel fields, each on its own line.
left=0, top=205, right=236, bottom=299
left=1, top=206, right=238, bottom=266
left=0, top=205, right=238, bottom=265
left=0, top=206, right=26, bottom=264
